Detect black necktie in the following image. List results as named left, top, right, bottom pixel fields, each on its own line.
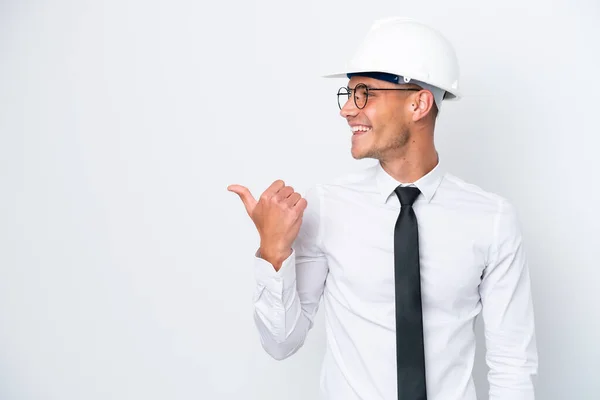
left=393, top=185, right=427, bottom=400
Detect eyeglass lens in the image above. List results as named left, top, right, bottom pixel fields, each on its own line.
left=337, top=84, right=369, bottom=109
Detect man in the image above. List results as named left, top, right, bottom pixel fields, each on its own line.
left=228, top=17, right=538, bottom=400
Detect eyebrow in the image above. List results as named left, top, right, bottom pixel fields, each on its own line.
left=348, top=84, right=376, bottom=90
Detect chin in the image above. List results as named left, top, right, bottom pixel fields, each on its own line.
left=351, top=147, right=375, bottom=160
left=350, top=147, right=365, bottom=159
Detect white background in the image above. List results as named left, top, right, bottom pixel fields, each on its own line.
left=1, top=0, right=598, bottom=399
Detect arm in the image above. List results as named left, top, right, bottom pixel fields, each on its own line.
left=252, top=185, right=329, bottom=360
left=479, top=199, right=538, bottom=399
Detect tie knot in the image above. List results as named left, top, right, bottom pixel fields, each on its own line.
left=394, top=186, right=421, bottom=206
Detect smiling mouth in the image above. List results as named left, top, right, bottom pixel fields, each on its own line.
left=351, top=126, right=372, bottom=135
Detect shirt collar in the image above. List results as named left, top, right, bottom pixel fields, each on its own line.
left=375, top=158, right=445, bottom=204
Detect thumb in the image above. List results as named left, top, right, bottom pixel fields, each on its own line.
left=227, top=184, right=258, bottom=217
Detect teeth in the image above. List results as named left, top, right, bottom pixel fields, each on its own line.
left=351, top=126, right=371, bottom=132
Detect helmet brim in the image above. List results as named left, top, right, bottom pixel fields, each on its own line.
left=321, top=70, right=461, bottom=100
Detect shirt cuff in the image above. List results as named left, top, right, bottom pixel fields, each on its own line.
left=254, top=248, right=297, bottom=295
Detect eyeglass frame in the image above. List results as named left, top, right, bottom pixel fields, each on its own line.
left=337, top=83, right=421, bottom=110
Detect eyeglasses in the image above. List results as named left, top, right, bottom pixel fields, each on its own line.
left=337, top=83, right=421, bottom=110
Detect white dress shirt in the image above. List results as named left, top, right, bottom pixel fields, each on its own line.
left=252, top=160, right=538, bottom=400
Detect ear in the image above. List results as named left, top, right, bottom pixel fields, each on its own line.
left=411, top=90, right=435, bottom=122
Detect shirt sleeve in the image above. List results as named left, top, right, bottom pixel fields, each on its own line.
left=480, top=199, right=538, bottom=399
left=252, top=184, right=329, bottom=360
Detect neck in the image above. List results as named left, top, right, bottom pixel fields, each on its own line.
left=379, top=140, right=439, bottom=183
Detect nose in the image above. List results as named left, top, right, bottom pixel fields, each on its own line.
left=339, top=97, right=359, bottom=119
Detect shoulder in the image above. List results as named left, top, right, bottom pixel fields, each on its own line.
left=443, top=172, right=523, bottom=240
left=311, top=163, right=379, bottom=195
left=442, top=172, right=505, bottom=203
left=441, top=172, right=517, bottom=214
left=301, top=164, right=379, bottom=215
left=441, top=172, right=523, bottom=237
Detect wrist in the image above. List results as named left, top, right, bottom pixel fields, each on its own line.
left=259, top=245, right=292, bottom=271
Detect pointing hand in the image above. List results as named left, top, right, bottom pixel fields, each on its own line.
left=228, top=180, right=307, bottom=269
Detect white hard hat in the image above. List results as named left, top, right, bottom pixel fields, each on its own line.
left=324, top=17, right=461, bottom=108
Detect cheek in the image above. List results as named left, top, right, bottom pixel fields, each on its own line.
left=386, top=109, right=406, bottom=132
left=368, top=110, right=397, bottom=138
left=363, top=101, right=406, bottom=139
left=366, top=103, right=400, bottom=125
